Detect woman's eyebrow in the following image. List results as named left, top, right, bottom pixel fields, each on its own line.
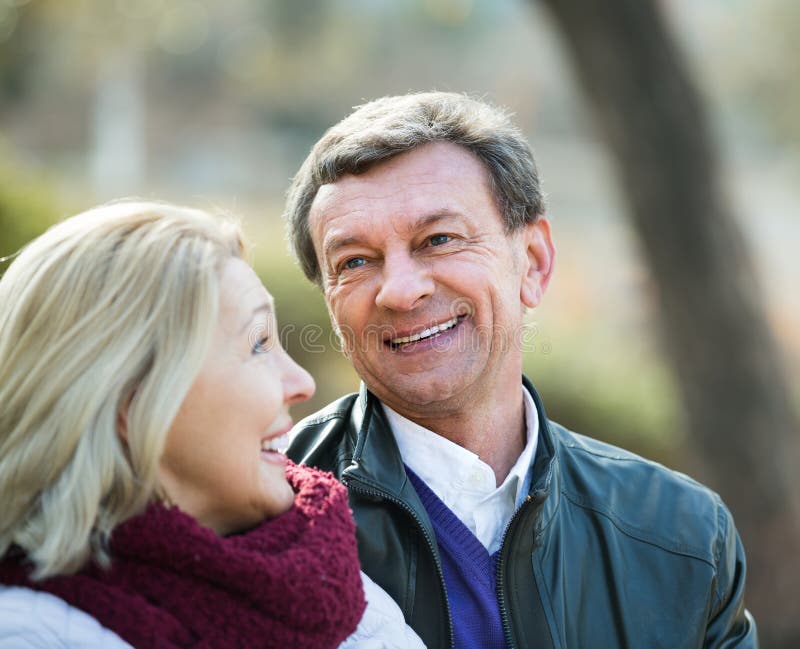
left=238, top=299, right=274, bottom=334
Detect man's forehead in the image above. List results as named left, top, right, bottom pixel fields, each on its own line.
left=308, top=178, right=399, bottom=250
left=311, top=180, right=351, bottom=215
left=308, top=181, right=362, bottom=246
left=313, top=141, right=487, bottom=208
left=311, top=171, right=411, bottom=211
left=308, top=142, right=495, bottom=249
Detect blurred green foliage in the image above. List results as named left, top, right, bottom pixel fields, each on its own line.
left=525, top=341, right=682, bottom=467
left=0, top=145, right=59, bottom=272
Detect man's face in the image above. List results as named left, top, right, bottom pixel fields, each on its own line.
left=308, top=141, right=553, bottom=417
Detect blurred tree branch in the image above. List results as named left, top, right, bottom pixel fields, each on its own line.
left=536, top=0, right=800, bottom=645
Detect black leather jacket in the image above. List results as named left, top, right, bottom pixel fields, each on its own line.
left=288, top=378, right=757, bottom=648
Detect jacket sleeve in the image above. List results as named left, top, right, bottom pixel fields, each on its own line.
left=339, top=571, right=427, bottom=649
left=0, top=586, right=133, bottom=649
left=703, top=499, right=758, bottom=648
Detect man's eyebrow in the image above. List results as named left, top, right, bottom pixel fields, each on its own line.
left=414, top=211, right=459, bottom=230
left=238, top=298, right=274, bottom=334
left=323, top=211, right=461, bottom=257
left=323, top=235, right=361, bottom=258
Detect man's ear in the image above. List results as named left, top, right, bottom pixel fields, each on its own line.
left=520, top=217, right=555, bottom=309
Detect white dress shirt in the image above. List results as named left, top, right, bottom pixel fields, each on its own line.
left=382, top=388, right=539, bottom=555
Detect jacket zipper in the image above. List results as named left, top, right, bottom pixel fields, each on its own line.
left=344, top=478, right=456, bottom=649
left=496, top=491, right=545, bottom=649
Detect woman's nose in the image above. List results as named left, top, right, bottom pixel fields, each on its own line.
left=281, top=351, right=316, bottom=407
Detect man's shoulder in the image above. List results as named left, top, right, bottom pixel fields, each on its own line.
left=548, top=422, right=729, bottom=565
left=287, top=392, right=361, bottom=474
left=297, top=392, right=361, bottom=428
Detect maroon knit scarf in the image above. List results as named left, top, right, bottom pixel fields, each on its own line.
left=0, top=463, right=365, bottom=648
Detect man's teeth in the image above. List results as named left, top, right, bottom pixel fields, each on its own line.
left=261, top=433, right=289, bottom=453
left=391, top=316, right=460, bottom=345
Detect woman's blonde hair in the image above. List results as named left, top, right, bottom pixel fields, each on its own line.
left=0, top=201, right=245, bottom=579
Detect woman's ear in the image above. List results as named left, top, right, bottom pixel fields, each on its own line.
left=117, top=391, right=134, bottom=444
left=520, top=217, right=555, bottom=309
left=117, top=411, right=129, bottom=445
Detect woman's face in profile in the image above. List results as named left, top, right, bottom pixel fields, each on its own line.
left=157, top=258, right=315, bottom=535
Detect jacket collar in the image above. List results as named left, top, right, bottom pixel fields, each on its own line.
left=522, top=376, right=561, bottom=537
left=342, top=382, right=439, bottom=544
left=343, top=376, right=561, bottom=535
left=344, top=380, right=408, bottom=497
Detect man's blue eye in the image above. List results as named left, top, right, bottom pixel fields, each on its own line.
left=344, top=257, right=366, bottom=270
left=429, top=234, right=450, bottom=246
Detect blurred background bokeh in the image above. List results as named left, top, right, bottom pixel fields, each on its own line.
left=2, top=0, right=799, bottom=644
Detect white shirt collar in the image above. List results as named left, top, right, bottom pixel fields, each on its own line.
left=381, top=388, right=539, bottom=554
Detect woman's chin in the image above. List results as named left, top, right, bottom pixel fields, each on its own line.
left=257, top=463, right=296, bottom=519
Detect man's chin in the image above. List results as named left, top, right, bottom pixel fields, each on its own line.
left=368, top=375, right=473, bottom=414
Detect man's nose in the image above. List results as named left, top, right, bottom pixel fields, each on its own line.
left=375, top=253, right=434, bottom=312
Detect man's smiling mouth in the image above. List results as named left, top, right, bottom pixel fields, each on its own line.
left=388, top=315, right=464, bottom=348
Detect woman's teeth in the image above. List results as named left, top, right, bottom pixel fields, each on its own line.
left=261, top=432, right=290, bottom=453
left=390, top=315, right=460, bottom=346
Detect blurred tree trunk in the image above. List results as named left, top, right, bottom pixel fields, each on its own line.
left=536, top=0, right=800, bottom=646
left=90, top=42, right=146, bottom=198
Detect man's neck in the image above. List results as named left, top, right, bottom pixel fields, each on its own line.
left=388, top=391, right=526, bottom=486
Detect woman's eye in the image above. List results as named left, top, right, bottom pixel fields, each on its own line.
left=429, top=234, right=451, bottom=246
left=252, top=336, right=271, bottom=354
left=343, top=257, right=366, bottom=270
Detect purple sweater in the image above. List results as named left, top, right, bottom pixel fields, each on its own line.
left=406, top=466, right=507, bottom=649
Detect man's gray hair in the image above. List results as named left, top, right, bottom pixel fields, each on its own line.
left=284, top=91, right=546, bottom=284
